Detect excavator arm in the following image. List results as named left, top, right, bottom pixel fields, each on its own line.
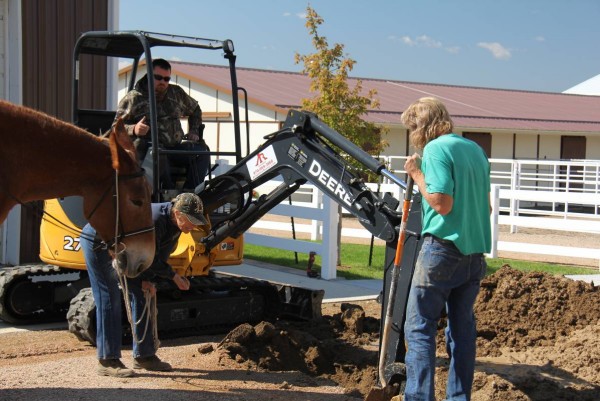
left=196, top=110, right=419, bottom=392
left=198, top=109, right=408, bottom=251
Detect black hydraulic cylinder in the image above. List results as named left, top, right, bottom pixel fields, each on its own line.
left=284, top=110, right=386, bottom=175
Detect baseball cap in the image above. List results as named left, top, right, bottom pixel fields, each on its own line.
left=172, top=193, right=208, bottom=226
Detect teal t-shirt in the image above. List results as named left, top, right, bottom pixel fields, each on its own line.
left=421, top=133, right=491, bottom=254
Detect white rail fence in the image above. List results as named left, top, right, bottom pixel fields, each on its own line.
left=246, top=182, right=405, bottom=280
left=245, top=189, right=339, bottom=280
left=489, top=185, right=600, bottom=267
left=380, top=157, right=600, bottom=217
left=246, top=182, right=600, bottom=279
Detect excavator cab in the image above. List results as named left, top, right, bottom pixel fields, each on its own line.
left=39, top=31, right=246, bottom=275
left=70, top=31, right=244, bottom=199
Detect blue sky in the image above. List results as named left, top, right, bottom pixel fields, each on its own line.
left=120, top=0, right=600, bottom=93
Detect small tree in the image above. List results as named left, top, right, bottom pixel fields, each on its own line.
left=295, top=6, right=387, bottom=266
left=295, top=6, right=387, bottom=164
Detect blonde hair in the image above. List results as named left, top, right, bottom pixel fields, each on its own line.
left=400, top=97, right=454, bottom=150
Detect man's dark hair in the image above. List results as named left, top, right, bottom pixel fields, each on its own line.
left=152, top=58, right=171, bottom=71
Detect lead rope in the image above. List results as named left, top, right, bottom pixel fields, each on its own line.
left=112, top=169, right=160, bottom=352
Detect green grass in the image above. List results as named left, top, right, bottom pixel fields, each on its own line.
left=484, top=258, right=593, bottom=276
left=243, top=242, right=595, bottom=279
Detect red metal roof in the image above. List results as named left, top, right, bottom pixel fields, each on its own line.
left=170, top=61, right=600, bottom=133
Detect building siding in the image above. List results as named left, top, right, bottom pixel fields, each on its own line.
left=0, top=0, right=6, bottom=99
left=17, top=0, right=109, bottom=263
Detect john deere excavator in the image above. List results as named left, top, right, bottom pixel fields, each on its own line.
left=0, top=31, right=423, bottom=393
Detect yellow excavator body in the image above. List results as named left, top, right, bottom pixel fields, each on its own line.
left=39, top=198, right=243, bottom=275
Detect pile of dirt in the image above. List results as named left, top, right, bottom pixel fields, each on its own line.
left=216, top=266, right=600, bottom=400
left=216, top=303, right=381, bottom=398
left=475, top=265, right=600, bottom=356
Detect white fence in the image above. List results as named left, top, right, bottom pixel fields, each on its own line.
left=245, top=189, right=339, bottom=280
left=246, top=181, right=405, bottom=280
left=246, top=180, right=600, bottom=279
left=380, top=156, right=600, bottom=217
left=489, top=184, right=600, bottom=267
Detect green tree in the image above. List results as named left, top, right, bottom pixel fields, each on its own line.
left=295, top=6, right=387, bottom=164
left=295, top=6, right=387, bottom=266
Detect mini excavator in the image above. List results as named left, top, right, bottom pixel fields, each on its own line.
left=0, top=31, right=424, bottom=394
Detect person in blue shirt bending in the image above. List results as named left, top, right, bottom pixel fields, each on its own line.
left=82, top=193, right=207, bottom=377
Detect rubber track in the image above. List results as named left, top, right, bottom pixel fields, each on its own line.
left=184, top=275, right=279, bottom=292
left=157, top=275, right=282, bottom=338
left=0, top=264, right=72, bottom=324
left=66, top=287, right=96, bottom=344
left=66, top=275, right=283, bottom=344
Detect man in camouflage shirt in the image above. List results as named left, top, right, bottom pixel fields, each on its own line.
left=114, top=58, right=209, bottom=190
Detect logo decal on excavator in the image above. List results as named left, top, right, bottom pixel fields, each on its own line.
left=247, top=145, right=277, bottom=180
left=220, top=242, right=235, bottom=251
left=255, top=152, right=268, bottom=165
left=308, top=159, right=353, bottom=207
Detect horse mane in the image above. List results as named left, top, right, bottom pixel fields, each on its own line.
left=0, top=99, right=139, bottom=182
left=0, top=99, right=104, bottom=145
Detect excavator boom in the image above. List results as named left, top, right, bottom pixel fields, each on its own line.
left=199, top=110, right=404, bottom=252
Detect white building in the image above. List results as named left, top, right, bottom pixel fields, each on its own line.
left=564, top=74, right=600, bottom=96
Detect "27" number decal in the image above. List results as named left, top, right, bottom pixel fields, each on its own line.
left=63, top=236, right=81, bottom=251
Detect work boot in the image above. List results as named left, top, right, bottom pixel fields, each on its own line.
left=97, top=358, right=135, bottom=377
left=133, top=355, right=173, bottom=371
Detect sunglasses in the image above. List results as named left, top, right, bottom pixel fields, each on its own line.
left=153, top=74, right=171, bottom=82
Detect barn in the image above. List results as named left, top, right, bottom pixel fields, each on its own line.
left=0, top=0, right=115, bottom=264
left=119, top=60, right=600, bottom=200
left=119, top=60, right=600, bottom=162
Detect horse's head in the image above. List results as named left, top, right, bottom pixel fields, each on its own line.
left=85, top=119, right=156, bottom=278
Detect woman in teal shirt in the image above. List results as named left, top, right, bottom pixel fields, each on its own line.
left=401, top=97, right=491, bottom=401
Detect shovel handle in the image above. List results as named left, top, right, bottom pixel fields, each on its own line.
left=378, top=176, right=414, bottom=387
left=394, top=177, right=414, bottom=266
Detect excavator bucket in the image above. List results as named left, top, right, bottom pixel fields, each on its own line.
left=366, top=195, right=423, bottom=401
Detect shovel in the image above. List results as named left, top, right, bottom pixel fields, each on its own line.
left=366, top=176, right=414, bottom=401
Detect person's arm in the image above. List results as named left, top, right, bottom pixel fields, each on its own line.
left=139, top=219, right=177, bottom=281
left=404, top=153, right=454, bottom=215
left=141, top=238, right=189, bottom=290
left=175, top=88, right=203, bottom=141
left=187, top=105, right=203, bottom=138
left=113, top=93, right=149, bottom=137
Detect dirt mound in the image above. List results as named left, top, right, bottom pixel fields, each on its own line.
left=475, top=265, right=600, bottom=356
left=217, top=266, right=600, bottom=400
left=217, top=303, right=380, bottom=398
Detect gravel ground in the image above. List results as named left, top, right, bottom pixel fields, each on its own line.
left=1, top=218, right=599, bottom=401
left=1, top=271, right=599, bottom=401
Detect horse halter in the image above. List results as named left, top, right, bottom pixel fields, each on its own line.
left=87, top=168, right=155, bottom=250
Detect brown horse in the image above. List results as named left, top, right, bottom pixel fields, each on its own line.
left=0, top=100, right=155, bottom=277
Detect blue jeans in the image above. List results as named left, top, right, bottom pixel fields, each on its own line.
left=403, top=235, right=486, bottom=401
left=82, top=224, right=157, bottom=360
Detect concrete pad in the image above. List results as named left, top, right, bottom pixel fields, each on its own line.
left=0, top=321, right=67, bottom=335
left=564, top=274, right=600, bottom=285
left=213, top=260, right=383, bottom=303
